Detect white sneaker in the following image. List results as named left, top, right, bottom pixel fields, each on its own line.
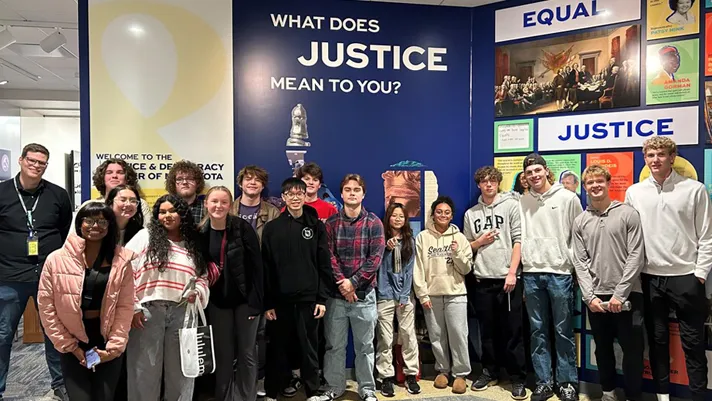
left=257, top=378, right=266, bottom=397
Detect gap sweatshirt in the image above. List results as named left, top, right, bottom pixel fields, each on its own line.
left=413, top=221, right=473, bottom=305
left=520, top=183, right=583, bottom=274
left=624, top=170, right=712, bottom=279
left=463, top=191, right=521, bottom=278
left=573, top=201, right=644, bottom=304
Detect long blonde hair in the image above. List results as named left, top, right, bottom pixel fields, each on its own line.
left=200, top=186, right=234, bottom=227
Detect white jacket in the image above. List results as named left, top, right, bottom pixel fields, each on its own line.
left=520, top=183, right=583, bottom=274
left=625, top=170, right=712, bottom=280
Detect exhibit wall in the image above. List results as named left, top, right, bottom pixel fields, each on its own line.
left=79, top=0, right=712, bottom=393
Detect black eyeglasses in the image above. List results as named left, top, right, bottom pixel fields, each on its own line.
left=82, top=217, right=109, bottom=228
left=24, top=156, right=48, bottom=167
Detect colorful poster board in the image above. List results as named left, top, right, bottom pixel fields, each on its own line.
left=585, top=152, right=634, bottom=202
left=706, top=82, right=712, bottom=143
left=646, top=39, right=699, bottom=105
left=705, top=149, right=712, bottom=201
left=706, top=14, right=712, bottom=76
left=545, top=154, right=582, bottom=194
left=494, top=156, right=526, bottom=193
left=494, top=119, right=534, bottom=153
left=495, top=25, right=641, bottom=117
left=647, top=0, right=700, bottom=40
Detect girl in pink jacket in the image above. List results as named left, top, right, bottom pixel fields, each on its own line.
left=38, top=202, right=135, bottom=401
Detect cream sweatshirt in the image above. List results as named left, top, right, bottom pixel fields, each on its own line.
left=520, top=183, right=583, bottom=274
left=624, top=170, right=712, bottom=279
left=413, top=221, right=473, bottom=305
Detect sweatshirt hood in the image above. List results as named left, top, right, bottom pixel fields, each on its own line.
left=531, top=182, right=565, bottom=200
left=279, top=204, right=319, bottom=226
left=477, top=191, right=520, bottom=209
left=425, top=219, right=461, bottom=238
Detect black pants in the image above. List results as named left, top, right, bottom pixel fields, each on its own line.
left=473, top=278, right=526, bottom=382
left=642, top=273, right=707, bottom=401
left=588, top=293, right=644, bottom=401
left=266, top=302, right=320, bottom=397
left=59, top=318, right=123, bottom=401
left=289, top=313, right=326, bottom=375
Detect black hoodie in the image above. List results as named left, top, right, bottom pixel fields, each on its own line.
left=262, top=205, right=333, bottom=309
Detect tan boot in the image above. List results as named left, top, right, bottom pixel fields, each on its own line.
left=434, top=373, right=449, bottom=389
left=452, top=377, right=467, bottom=394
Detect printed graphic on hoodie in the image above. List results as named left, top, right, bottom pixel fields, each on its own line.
left=427, top=243, right=454, bottom=268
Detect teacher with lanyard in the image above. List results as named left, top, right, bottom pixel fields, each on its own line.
left=0, top=143, right=73, bottom=400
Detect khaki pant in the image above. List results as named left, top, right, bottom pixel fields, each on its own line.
left=375, top=297, right=419, bottom=379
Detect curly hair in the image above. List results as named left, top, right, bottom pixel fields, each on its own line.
left=105, top=184, right=144, bottom=245
left=147, top=194, right=206, bottom=276
left=165, top=160, right=206, bottom=196
left=92, top=159, right=142, bottom=197
left=642, top=137, right=677, bottom=156
left=474, top=166, right=503, bottom=184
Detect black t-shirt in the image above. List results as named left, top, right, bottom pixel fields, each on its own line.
left=209, top=227, right=225, bottom=265
left=81, top=264, right=111, bottom=311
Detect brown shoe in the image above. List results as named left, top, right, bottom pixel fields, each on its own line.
left=452, top=377, right=467, bottom=394
left=434, top=373, right=449, bottom=389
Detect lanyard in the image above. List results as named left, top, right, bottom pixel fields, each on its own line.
left=13, top=178, right=41, bottom=233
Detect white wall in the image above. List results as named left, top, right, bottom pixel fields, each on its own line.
left=0, top=116, right=21, bottom=181
left=20, top=110, right=80, bottom=192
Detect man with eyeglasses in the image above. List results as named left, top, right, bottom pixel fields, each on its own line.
left=0, top=143, right=72, bottom=401
left=165, top=160, right=206, bottom=225
left=262, top=178, right=332, bottom=401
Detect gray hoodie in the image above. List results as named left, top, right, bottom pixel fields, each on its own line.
left=572, top=200, right=644, bottom=304
left=463, top=191, right=521, bottom=278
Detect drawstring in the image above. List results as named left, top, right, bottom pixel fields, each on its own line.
left=393, top=244, right=402, bottom=274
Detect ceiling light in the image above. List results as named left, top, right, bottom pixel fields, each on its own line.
left=0, top=67, right=7, bottom=85
left=40, top=30, right=67, bottom=53
left=0, top=28, right=16, bottom=51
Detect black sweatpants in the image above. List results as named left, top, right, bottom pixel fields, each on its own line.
left=266, top=302, right=320, bottom=398
left=642, top=273, right=708, bottom=401
left=473, top=278, right=526, bottom=382
left=587, top=293, right=644, bottom=401
left=59, top=318, right=123, bottom=401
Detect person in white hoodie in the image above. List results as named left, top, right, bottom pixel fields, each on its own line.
left=463, top=166, right=526, bottom=400
left=624, top=137, right=712, bottom=401
left=413, top=196, right=473, bottom=394
left=574, top=165, right=645, bottom=401
left=519, top=153, right=582, bottom=401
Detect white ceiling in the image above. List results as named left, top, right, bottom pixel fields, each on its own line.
left=0, top=0, right=79, bottom=116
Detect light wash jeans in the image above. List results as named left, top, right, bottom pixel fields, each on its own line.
left=522, top=273, right=578, bottom=385
left=127, top=301, right=194, bottom=401
left=323, top=290, right=377, bottom=399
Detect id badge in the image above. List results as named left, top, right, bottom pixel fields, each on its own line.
left=27, top=233, right=38, bottom=257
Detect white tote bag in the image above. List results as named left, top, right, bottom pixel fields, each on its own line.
left=179, top=298, right=216, bottom=378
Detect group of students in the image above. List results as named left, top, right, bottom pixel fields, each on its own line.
left=0, top=136, right=710, bottom=401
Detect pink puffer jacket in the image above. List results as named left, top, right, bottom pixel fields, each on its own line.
left=38, top=234, right=136, bottom=354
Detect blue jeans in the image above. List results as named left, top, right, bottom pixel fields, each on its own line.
left=323, top=290, right=377, bottom=399
left=0, top=281, right=63, bottom=395
left=522, top=273, right=577, bottom=386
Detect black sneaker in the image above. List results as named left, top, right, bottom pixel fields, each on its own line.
left=531, top=384, right=554, bottom=401
left=559, top=383, right=578, bottom=401
left=511, top=382, right=527, bottom=400
left=282, top=376, right=302, bottom=398
left=405, top=375, right=421, bottom=395
left=471, top=369, right=498, bottom=391
left=53, top=386, right=69, bottom=401
left=380, top=377, right=395, bottom=398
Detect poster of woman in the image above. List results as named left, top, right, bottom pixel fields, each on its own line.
left=647, top=0, right=700, bottom=40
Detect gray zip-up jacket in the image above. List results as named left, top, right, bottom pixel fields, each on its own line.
left=572, top=200, right=645, bottom=304
left=463, top=191, right=521, bottom=278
